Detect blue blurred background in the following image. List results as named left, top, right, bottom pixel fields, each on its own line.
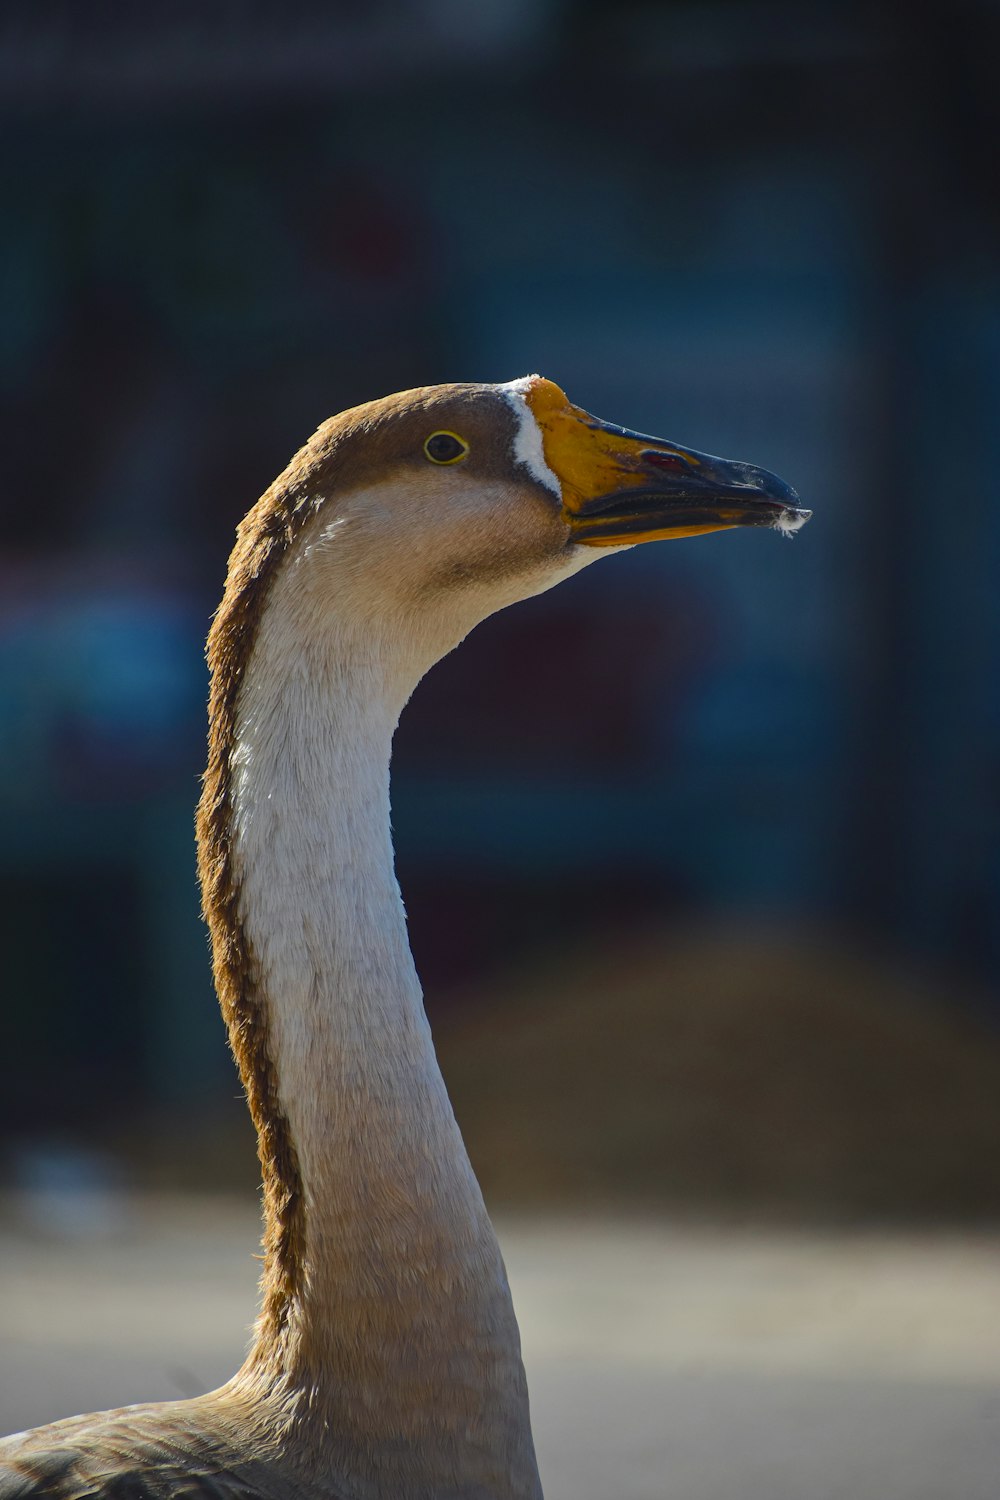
left=2, top=0, right=1000, bottom=1220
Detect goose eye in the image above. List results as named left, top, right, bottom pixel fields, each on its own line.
left=424, top=431, right=469, bottom=465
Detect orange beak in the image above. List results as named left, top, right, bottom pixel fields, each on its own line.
left=523, top=378, right=810, bottom=545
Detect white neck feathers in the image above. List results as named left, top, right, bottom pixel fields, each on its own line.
left=227, top=533, right=542, bottom=1497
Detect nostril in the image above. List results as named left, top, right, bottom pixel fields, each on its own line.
left=642, top=450, right=689, bottom=473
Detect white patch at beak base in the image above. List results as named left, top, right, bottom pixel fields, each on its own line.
left=498, top=376, right=562, bottom=499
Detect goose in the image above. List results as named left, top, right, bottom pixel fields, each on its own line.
left=0, top=375, right=808, bottom=1500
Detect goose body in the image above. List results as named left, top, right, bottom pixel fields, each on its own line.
left=0, top=376, right=807, bottom=1500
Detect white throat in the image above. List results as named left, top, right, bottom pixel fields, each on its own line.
left=228, top=538, right=542, bottom=1497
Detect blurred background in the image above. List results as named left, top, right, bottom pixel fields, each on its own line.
left=2, top=2, right=1000, bottom=1495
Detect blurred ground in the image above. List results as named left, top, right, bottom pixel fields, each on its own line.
left=2, top=1196, right=999, bottom=1500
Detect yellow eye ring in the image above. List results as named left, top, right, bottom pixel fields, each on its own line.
left=424, top=430, right=470, bottom=465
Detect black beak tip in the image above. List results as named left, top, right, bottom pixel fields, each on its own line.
left=729, top=462, right=810, bottom=532
left=732, top=461, right=800, bottom=508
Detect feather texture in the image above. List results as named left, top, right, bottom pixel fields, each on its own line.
left=0, top=1394, right=327, bottom=1500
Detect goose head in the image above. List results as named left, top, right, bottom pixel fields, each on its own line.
left=254, top=374, right=810, bottom=689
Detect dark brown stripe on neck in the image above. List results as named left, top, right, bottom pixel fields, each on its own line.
left=196, top=440, right=334, bottom=1352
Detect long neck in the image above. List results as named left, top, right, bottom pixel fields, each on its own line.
left=222, top=580, right=541, bottom=1497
